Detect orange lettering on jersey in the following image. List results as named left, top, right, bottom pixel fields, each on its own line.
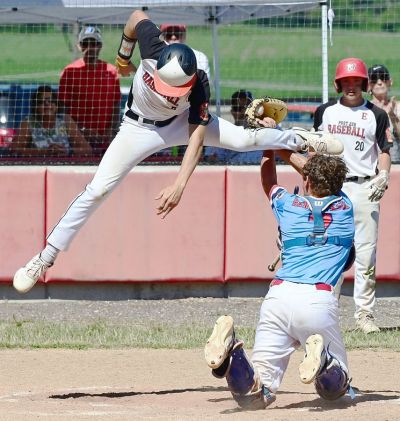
left=199, top=102, right=209, bottom=122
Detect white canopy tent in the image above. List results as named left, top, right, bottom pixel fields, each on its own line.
left=1, top=0, right=330, bottom=112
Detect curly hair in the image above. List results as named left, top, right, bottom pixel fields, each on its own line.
left=30, top=85, right=57, bottom=118
left=303, top=154, right=348, bottom=196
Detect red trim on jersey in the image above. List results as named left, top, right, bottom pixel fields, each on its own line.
left=269, top=184, right=284, bottom=202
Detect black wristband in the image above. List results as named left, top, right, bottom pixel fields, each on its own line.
left=117, top=33, right=136, bottom=60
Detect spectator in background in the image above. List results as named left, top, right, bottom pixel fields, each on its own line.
left=11, top=86, right=92, bottom=158
left=160, top=24, right=211, bottom=81
left=368, top=64, right=400, bottom=163
left=58, top=26, right=122, bottom=157
left=204, top=90, right=263, bottom=164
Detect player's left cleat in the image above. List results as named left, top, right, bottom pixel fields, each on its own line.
left=13, top=254, right=53, bottom=294
left=205, top=315, right=235, bottom=369
left=356, top=313, right=380, bottom=334
left=293, top=127, right=344, bottom=155
left=299, top=334, right=326, bottom=384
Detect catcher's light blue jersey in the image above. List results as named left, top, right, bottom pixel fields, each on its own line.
left=270, top=186, right=355, bottom=286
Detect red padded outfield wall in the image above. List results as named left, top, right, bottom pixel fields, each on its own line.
left=1, top=166, right=399, bottom=283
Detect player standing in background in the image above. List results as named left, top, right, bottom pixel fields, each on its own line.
left=205, top=151, right=355, bottom=409
left=58, top=26, right=122, bottom=156
left=313, top=58, right=392, bottom=333
left=13, top=10, right=342, bottom=294
left=368, top=64, right=400, bottom=163
left=160, top=23, right=211, bottom=81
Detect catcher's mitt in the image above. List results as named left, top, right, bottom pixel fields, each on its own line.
left=245, top=97, right=288, bottom=128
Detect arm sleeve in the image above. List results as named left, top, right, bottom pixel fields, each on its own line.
left=313, top=101, right=335, bottom=131
left=188, top=70, right=211, bottom=126
left=375, top=108, right=391, bottom=152
left=313, top=105, right=323, bottom=131
left=135, top=20, right=165, bottom=61
left=270, top=186, right=289, bottom=225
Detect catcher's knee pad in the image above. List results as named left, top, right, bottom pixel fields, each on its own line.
left=314, top=358, right=350, bottom=400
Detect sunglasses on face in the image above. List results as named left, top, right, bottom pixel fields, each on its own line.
left=165, top=32, right=184, bottom=40
left=80, top=39, right=102, bottom=48
left=369, top=72, right=390, bottom=83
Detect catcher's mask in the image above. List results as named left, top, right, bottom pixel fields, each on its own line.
left=334, top=58, right=368, bottom=93
left=154, top=43, right=197, bottom=97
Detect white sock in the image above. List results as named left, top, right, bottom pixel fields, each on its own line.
left=40, top=243, right=60, bottom=265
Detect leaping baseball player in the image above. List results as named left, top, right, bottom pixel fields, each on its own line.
left=13, top=10, right=343, bottom=294
left=205, top=151, right=356, bottom=409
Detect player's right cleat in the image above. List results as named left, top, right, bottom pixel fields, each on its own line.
left=293, top=127, right=344, bottom=155
left=13, top=254, right=52, bottom=294
left=299, top=334, right=326, bottom=384
left=205, top=315, right=235, bottom=369
left=356, top=313, right=380, bottom=334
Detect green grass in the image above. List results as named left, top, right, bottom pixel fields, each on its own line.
left=0, top=320, right=398, bottom=350
left=1, top=25, right=400, bottom=99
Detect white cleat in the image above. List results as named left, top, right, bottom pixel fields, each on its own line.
left=204, top=315, right=235, bottom=369
left=13, top=254, right=52, bottom=294
left=356, top=313, right=380, bottom=334
left=293, top=127, right=344, bottom=155
left=299, top=334, right=326, bottom=384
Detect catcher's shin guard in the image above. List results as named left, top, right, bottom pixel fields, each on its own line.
left=225, top=343, right=276, bottom=409
left=226, top=344, right=255, bottom=395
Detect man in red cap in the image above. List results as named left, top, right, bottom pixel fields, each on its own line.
left=314, top=57, right=392, bottom=333
left=13, top=10, right=343, bottom=295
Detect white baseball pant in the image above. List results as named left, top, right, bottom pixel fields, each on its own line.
left=341, top=179, right=380, bottom=319
left=251, top=281, right=348, bottom=393
left=47, top=112, right=300, bottom=251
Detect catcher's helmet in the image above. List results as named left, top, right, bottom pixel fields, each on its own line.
left=154, top=43, right=197, bottom=97
left=334, top=58, right=368, bottom=93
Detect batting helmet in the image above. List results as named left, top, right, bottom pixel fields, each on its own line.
left=153, top=43, right=197, bottom=97
left=334, top=58, right=368, bottom=93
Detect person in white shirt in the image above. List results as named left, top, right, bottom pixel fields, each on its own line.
left=314, top=57, right=392, bottom=334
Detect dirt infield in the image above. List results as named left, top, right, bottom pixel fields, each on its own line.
left=0, top=349, right=398, bottom=421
